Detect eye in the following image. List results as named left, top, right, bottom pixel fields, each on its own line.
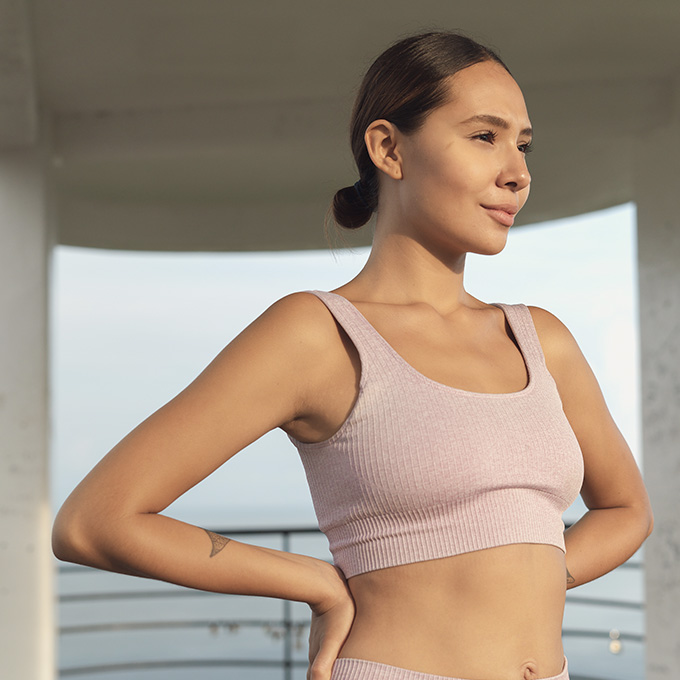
left=519, top=141, right=534, bottom=155
left=473, top=131, right=497, bottom=144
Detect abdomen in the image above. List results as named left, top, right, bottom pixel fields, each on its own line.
left=339, top=543, right=567, bottom=679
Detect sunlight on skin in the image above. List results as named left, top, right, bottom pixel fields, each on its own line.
left=51, top=203, right=638, bottom=525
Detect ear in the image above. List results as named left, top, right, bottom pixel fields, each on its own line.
left=364, top=119, right=404, bottom=181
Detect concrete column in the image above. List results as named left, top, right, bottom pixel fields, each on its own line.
left=635, top=80, right=680, bottom=680
left=0, top=120, right=56, bottom=679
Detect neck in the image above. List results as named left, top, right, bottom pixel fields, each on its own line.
left=344, top=224, right=471, bottom=312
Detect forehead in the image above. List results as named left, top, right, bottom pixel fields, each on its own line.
left=435, top=61, right=530, bottom=127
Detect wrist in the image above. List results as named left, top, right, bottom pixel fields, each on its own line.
left=308, top=560, right=352, bottom=615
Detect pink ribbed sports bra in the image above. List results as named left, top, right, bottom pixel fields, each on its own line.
left=286, top=290, right=584, bottom=578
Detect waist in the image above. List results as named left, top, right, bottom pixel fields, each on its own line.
left=339, top=545, right=567, bottom=678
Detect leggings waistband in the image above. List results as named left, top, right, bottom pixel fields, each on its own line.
left=330, top=655, right=569, bottom=680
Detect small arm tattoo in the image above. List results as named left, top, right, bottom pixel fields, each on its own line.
left=566, top=567, right=575, bottom=585
left=203, top=529, right=231, bottom=558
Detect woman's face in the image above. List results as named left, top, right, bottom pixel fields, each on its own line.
left=391, top=60, right=533, bottom=256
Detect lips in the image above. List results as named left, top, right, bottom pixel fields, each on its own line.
left=481, top=204, right=518, bottom=227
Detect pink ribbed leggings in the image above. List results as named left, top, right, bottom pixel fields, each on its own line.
left=330, top=655, right=570, bottom=680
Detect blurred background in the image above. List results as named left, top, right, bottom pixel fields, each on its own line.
left=1, top=2, right=678, bottom=679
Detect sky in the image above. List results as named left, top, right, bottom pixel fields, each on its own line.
left=49, top=202, right=639, bottom=529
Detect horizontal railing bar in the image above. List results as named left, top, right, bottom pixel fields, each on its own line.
left=60, top=658, right=308, bottom=676
left=58, top=617, right=645, bottom=642
left=58, top=587, right=643, bottom=611
left=562, top=629, right=644, bottom=642
left=565, top=595, right=643, bottom=610
left=57, top=558, right=642, bottom=575
left=59, top=589, right=237, bottom=602
left=208, top=526, right=322, bottom=535
left=60, top=618, right=307, bottom=634
left=56, top=585, right=642, bottom=612
left=58, top=560, right=642, bottom=576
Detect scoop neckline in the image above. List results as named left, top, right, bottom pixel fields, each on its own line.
left=319, top=290, right=534, bottom=398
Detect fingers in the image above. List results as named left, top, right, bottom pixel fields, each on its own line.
left=306, top=595, right=356, bottom=680
left=308, top=650, right=337, bottom=680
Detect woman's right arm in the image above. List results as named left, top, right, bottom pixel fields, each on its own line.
left=51, top=291, right=350, bottom=615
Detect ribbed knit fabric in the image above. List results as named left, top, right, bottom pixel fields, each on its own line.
left=330, top=656, right=570, bottom=680
left=287, top=290, right=584, bottom=579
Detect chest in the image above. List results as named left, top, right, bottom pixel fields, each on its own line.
left=351, top=307, right=531, bottom=395
left=300, top=374, right=584, bottom=518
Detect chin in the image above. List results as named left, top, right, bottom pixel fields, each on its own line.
left=472, top=238, right=509, bottom=257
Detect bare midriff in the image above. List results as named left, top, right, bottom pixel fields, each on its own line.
left=337, top=543, right=567, bottom=680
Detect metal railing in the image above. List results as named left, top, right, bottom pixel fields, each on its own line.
left=57, top=525, right=644, bottom=679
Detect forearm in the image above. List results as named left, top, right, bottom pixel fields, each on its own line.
left=563, top=504, right=652, bottom=589
left=53, top=510, right=342, bottom=611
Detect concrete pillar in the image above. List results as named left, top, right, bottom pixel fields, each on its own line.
left=635, top=80, right=680, bottom=680
left=0, top=120, right=56, bottom=679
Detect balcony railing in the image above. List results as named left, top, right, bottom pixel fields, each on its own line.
left=57, top=525, right=644, bottom=680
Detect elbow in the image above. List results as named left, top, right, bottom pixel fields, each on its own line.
left=52, top=497, right=110, bottom=566
left=52, top=495, right=140, bottom=572
left=52, top=504, right=90, bottom=564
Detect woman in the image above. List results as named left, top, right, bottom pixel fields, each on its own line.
left=52, top=30, right=653, bottom=680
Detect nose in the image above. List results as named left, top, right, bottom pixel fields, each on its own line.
left=497, top=152, right=531, bottom=193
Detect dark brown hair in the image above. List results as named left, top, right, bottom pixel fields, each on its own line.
left=327, top=30, right=509, bottom=238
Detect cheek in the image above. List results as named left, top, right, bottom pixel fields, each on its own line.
left=402, top=147, right=486, bottom=215
left=436, top=167, right=487, bottom=209
left=422, top=155, right=481, bottom=194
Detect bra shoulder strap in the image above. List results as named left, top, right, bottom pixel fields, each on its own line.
left=492, top=302, right=549, bottom=369
left=301, top=290, right=396, bottom=380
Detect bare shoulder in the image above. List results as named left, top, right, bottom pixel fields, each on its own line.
left=525, top=304, right=572, bottom=341
left=259, top=290, right=341, bottom=351
left=524, top=303, right=605, bottom=413
left=256, top=291, right=356, bottom=433
left=524, top=304, right=583, bottom=369
left=252, top=289, right=350, bottom=396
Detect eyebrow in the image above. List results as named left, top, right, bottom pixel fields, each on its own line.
left=460, top=114, right=533, bottom=138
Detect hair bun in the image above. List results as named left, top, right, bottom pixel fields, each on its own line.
left=331, top=184, right=374, bottom=229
